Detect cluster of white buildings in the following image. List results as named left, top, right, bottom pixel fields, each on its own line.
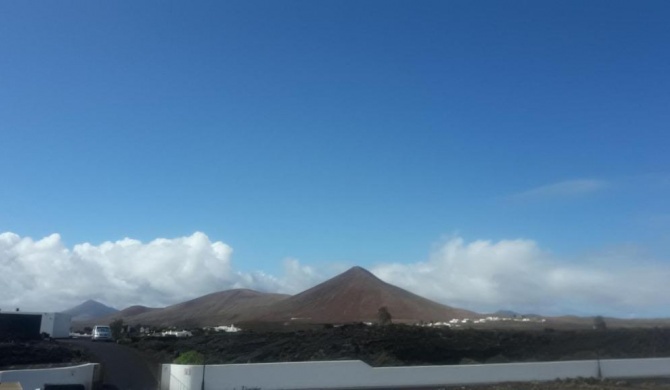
left=421, top=316, right=546, bottom=328
left=209, top=324, right=241, bottom=333
left=155, top=324, right=242, bottom=338
left=162, top=330, right=193, bottom=337
left=90, top=316, right=549, bottom=338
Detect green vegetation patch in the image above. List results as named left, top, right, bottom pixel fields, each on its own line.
left=174, top=350, right=205, bottom=365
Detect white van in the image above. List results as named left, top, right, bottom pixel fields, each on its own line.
left=92, top=325, right=113, bottom=341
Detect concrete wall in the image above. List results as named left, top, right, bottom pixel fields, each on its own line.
left=601, top=358, right=670, bottom=379
left=200, top=360, right=596, bottom=390
left=162, top=358, right=670, bottom=390
left=40, top=313, right=72, bottom=338
left=161, top=365, right=204, bottom=390
left=0, top=363, right=99, bottom=390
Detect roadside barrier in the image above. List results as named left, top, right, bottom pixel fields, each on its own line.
left=0, top=363, right=100, bottom=390
left=160, top=357, right=670, bottom=390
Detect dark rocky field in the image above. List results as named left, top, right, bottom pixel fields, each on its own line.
left=0, top=339, right=91, bottom=369
left=128, top=324, right=670, bottom=367
left=4, top=325, right=670, bottom=390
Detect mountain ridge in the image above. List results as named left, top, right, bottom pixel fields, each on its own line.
left=68, top=267, right=478, bottom=326
left=251, top=266, right=478, bottom=323
left=63, top=299, right=119, bottom=321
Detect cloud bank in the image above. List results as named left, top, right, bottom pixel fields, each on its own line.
left=372, top=238, right=670, bottom=317
left=1, top=231, right=668, bottom=317
left=0, top=232, right=317, bottom=312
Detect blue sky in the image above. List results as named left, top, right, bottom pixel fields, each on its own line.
left=1, top=1, right=669, bottom=316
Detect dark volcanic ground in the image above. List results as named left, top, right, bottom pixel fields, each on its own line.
left=0, top=340, right=90, bottom=369
left=4, top=326, right=670, bottom=390
left=130, top=324, right=670, bottom=367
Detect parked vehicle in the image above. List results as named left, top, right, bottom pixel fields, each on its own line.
left=92, top=325, right=113, bottom=342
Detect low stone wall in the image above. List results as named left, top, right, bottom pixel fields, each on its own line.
left=160, top=357, right=670, bottom=390
left=0, top=363, right=100, bottom=390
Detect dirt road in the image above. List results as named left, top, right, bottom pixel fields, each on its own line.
left=63, top=339, right=158, bottom=390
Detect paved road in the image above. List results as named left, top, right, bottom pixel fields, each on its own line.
left=62, top=339, right=159, bottom=390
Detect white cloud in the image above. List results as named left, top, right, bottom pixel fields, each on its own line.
left=235, top=258, right=325, bottom=296
left=511, top=179, right=607, bottom=200
left=275, top=258, right=323, bottom=293
left=0, top=231, right=328, bottom=312
left=1, top=231, right=668, bottom=317
left=371, top=237, right=670, bottom=317
left=1, top=232, right=247, bottom=311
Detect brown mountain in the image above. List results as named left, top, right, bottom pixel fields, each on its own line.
left=124, top=289, right=290, bottom=327
left=252, top=266, right=478, bottom=324
left=72, top=267, right=478, bottom=328
left=63, top=299, right=119, bottom=322
left=118, top=305, right=159, bottom=317
left=74, top=305, right=160, bottom=328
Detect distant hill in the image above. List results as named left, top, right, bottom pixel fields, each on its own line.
left=493, top=310, right=519, bottom=318
left=70, top=267, right=480, bottom=327
left=63, top=299, right=119, bottom=321
left=84, top=305, right=160, bottom=326
left=492, top=310, right=542, bottom=318
left=252, top=266, right=478, bottom=324
left=119, top=289, right=290, bottom=327
left=118, top=305, right=159, bottom=317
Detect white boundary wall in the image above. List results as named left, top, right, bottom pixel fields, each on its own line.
left=0, top=363, right=99, bottom=390
left=40, top=312, right=72, bottom=339
left=162, top=364, right=205, bottom=390
left=601, top=358, right=670, bottom=379
left=161, top=358, right=670, bottom=390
